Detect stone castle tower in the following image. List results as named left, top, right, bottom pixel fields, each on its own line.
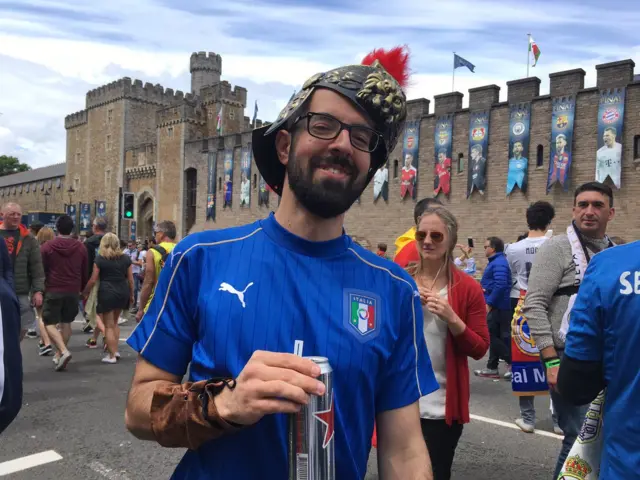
left=64, top=51, right=253, bottom=239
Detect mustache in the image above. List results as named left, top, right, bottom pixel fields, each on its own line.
left=309, top=155, right=357, bottom=176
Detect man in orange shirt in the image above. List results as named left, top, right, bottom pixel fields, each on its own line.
left=393, top=197, right=443, bottom=268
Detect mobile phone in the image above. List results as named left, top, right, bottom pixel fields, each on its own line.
left=467, top=237, right=474, bottom=248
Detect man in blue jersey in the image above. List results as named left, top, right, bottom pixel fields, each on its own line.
left=126, top=47, right=438, bottom=479
left=558, top=242, right=640, bottom=478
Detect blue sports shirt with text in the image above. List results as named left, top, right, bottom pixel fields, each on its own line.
left=128, top=213, right=437, bottom=479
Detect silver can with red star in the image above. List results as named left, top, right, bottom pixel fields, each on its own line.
left=288, top=356, right=335, bottom=480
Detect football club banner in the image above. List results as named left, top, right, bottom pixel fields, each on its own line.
left=206, top=151, right=217, bottom=221
left=373, top=160, right=389, bottom=202
left=95, top=200, right=106, bottom=218
left=240, top=145, right=252, bottom=207
left=507, top=103, right=531, bottom=195
left=79, top=203, right=91, bottom=233
left=511, top=291, right=548, bottom=396
left=433, top=115, right=453, bottom=197
left=258, top=175, right=269, bottom=207
left=547, top=96, right=576, bottom=192
left=596, top=88, right=625, bottom=189
left=66, top=203, right=77, bottom=222
left=400, top=120, right=420, bottom=200
left=131, top=221, right=136, bottom=239
left=467, top=111, right=489, bottom=197
left=223, top=149, right=233, bottom=208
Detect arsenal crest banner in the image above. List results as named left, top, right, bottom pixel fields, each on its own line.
left=596, top=88, right=625, bottom=189
left=507, top=103, right=531, bottom=195
left=206, top=151, right=217, bottom=221
left=433, top=115, right=453, bottom=197
left=223, top=149, right=233, bottom=208
left=467, top=111, right=490, bottom=197
left=547, top=96, right=576, bottom=193
left=400, top=120, right=420, bottom=200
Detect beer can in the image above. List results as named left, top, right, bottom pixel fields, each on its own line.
left=288, top=356, right=335, bottom=480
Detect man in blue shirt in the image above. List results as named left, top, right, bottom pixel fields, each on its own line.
left=475, top=236, right=512, bottom=379
left=558, top=241, right=640, bottom=479
left=125, top=47, right=438, bottom=480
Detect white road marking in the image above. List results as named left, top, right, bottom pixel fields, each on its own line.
left=89, top=461, right=131, bottom=480
left=0, top=450, right=63, bottom=476
left=470, top=414, right=564, bottom=440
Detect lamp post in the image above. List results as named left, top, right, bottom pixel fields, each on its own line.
left=67, top=186, right=75, bottom=206
left=43, top=189, right=50, bottom=212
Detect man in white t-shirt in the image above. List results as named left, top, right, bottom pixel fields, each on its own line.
left=505, top=201, right=561, bottom=434
left=596, top=127, right=622, bottom=187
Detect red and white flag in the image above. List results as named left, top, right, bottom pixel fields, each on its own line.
left=529, top=37, right=541, bottom=66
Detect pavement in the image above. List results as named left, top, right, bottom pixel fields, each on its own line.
left=3, top=319, right=563, bottom=480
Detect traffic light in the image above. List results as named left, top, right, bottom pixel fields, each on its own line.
left=122, top=193, right=135, bottom=219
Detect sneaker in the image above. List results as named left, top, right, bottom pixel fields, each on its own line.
left=515, top=418, right=535, bottom=433
left=26, top=329, right=38, bottom=339
left=55, top=351, right=72, bottom=371
left=82, top=323, right=94, bottom=334
left=117, top=316, right=128, bottom=325
left=86, top=338, right=98, bottom=349
left=474, top=368, right=500, bottom=379
left=52, top=355, right=60, bottom=365
left=503, top=365, right=512, bottom=380
left=39, top=345, right=53, bottom=356
left=554, top=425, right=564, bottom=436
left=101, top=355, right=117, bottom=364
left=115, top=352, right=121, bottom=359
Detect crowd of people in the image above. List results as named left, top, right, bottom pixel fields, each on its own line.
left=2, top=46, right=638, bottom=480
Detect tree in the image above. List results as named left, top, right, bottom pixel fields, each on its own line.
left=0, top=156, right=31, bottom=177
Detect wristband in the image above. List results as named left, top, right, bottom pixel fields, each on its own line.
left=544, top=358, right=561, bottom=369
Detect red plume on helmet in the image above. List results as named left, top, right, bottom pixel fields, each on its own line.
left=361, top=46, right=410, bottom=88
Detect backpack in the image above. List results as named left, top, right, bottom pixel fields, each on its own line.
left=151, top=245, right=170, bottom=272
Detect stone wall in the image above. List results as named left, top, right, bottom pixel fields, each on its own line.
left=0, top=178, right=66, bottom=214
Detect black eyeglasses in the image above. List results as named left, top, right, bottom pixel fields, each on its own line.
left=293, top=112, right=381, bottom=153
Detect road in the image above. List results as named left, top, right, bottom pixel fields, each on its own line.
left=2, top=320, right=562, bottom=479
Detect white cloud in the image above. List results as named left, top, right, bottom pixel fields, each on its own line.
left=0, top=0, right=639, bottom=169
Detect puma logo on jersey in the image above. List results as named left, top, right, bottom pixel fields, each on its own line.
left=219, top=282, right=254, bottom=308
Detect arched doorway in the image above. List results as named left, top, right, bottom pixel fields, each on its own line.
left=137, top=192, right=155, bottom=241
left=184, top=168, right=197, bottom=234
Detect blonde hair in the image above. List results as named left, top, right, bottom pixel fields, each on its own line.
left=98, top=232, right=124, bottom=260
left=407, top=206, right=459, bottom=278
left=36, top=227, right=55, bottom=245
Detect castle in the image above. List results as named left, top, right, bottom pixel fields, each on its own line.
left=0, top=51, right=638, bottom=260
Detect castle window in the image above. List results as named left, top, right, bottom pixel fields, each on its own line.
left=228, top=109, right=235, bottom=120
left=26, top=184, right=30, bottom=193
left=105, top=169, right=112, bottom=188
left=76, top=152, right=81, bottom=164
left=168, top=127, right=174, bottom=138
left=536, top=144, right=544, bottom=167
left=47, top=180, right=52, bottom=189
left=107, top=108, right=113, bottom=125
left=184, top=168, right=197, bottom=233
left=106, top=134, right=112, bottom=152
left=634, top=135, right=640, bottom=158
left=393, top=159, right=399, bottom=178
left=208, top=110, right=214, bottom=120
left=18, top=185, right=22, bottom=194
left=202, top=139, right=208, bottom=152
left=12, top=187, right=16, bottom=194
left=457, top=153, right=464, bottom=173
left=253, top=173, right=257, bottom=189
left=57, top=178, right=61, bottom=189
left=40, top=182, right=44, bottom=191
left=74, top=178, right=80, bottom=190
left=75, top=130, right=79, bottom=141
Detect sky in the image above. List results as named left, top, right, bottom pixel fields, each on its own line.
left=1, top=0, right=640, bottom=168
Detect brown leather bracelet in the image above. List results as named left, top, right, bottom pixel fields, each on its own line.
left=149, top=378, right=242, bottom=450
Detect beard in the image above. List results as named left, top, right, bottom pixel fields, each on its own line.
left=286, top=150, right=367, bottom=219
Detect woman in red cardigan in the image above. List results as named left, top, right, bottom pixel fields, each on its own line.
left=409, top=206, right=490, bottom=480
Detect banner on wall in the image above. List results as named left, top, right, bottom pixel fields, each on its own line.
left=596, top=88, right=625, bottom=189
left=66, top=203, right=77, bottom=221
left=507, top=103, right=531, bottom=195
left=240, top=145, right=252, bottom=207
left=206, top=151, right=217, bottom=221
left=433, top=115, right=453, bottom=197
left=467, top=110, right=490, bottom=197
left=547, top=96, right=576, bottom=192
left=131, top=221, right=137, bottom=240
left=79, top=203, right=91, bottom=233
left=400, top=120, right=420, bottom=199
left=258, top=175, right=269, bottom=207
left=373, top=160, right=389, bottom=202
left=95, top=200, right=106, bottom=218
left=223, top=149, right=233, bottom=208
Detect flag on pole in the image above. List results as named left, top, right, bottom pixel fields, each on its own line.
left=252, top=100, right=258, bottom=126
left=529, top=37, right=541, bottom=66
left=216, top=104, right=223, bottom=135
left=454, top=54, right=475, bottom=73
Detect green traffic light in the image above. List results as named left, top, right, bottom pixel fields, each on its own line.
left=125, top=211, right=132, bottom=218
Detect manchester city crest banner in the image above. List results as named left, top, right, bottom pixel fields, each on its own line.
left=400, top=120, right=420, bottom=200
left=95, top=200, right=106, bottom=218
left=206, top=151, right=217, bottom=221
left=547, top=96, right=576, bottom=193
left=511, top=291, right=548, bottom=396
left=258, top=175, right=269, bottom=207
left=223, top=149, right=233, bottom=208
left=79, top=203, right=91, bottom=233
left=596, top=88, right=625, bottom=189
left=240, top=145, right=252, bottom=207
left=373, top=160, right=389, bottom=203
left=433, top=115, right=453, bottom=197
left=467, top=110, right=490, bottom=198
left=507, top=103, right=531, bottom=195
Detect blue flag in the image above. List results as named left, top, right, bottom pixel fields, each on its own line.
left=454, top=54, right=475, bottom=73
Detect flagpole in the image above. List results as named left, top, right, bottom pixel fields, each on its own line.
left=452, top=52, right=456, bottom=92
left=526, top=34, right=531, bottom=77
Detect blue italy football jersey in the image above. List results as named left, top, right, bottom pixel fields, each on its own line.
left=128, top=213, right=437, bottom=479
left=565, top=241, right=640, bottom=479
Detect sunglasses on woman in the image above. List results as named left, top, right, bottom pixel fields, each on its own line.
left=415, top=230, right=445, bottom=244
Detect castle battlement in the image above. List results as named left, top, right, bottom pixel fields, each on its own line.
left=85, top=77, right=190, bottom=109
left=156, top=102, right=205, bottom=128
left=199, top=81, right=248, bottom=107
left=64, top=110, right=88, bottom=129
left=190, top=51, right=222, bottom=74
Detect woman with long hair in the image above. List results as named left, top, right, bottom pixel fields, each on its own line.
left=82, top=233, right=133, bottom=363
left=409, top=206, right=490, bottom=480
left=35, top=227, right=55, bottom=356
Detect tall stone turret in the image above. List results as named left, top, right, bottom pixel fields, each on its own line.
left=190, top=51, right=222, bottom=96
